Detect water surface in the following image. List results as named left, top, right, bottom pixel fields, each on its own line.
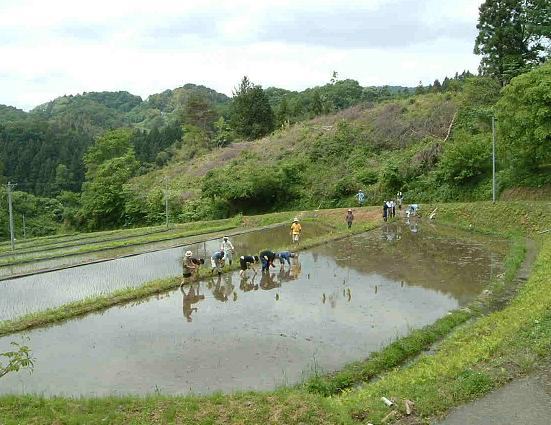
left=0, top=223, right=506, bottom=396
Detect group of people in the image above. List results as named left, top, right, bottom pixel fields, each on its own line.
left=181, top=218, right=303, bottom=285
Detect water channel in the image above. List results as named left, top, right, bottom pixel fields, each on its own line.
left=0, top=222, right=507, bottom=396
left=0, top=223, right=328, bottom=321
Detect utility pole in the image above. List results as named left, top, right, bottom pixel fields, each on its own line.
left=492, top=116, right=496, bottom=204
left=7, top=182, right=16, bottom=251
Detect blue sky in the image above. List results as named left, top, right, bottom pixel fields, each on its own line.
left=0, top=0, right=483, bottom=110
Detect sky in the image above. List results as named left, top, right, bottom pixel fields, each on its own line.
left=0, top=0, right=483, bottom=111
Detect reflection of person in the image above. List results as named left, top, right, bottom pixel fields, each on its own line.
left=290, top=218, right=302, bottom=243
left=181, top=250, right=198, bottom=285
left=220, top=236, right=235, bottom=266
left=345, top=209, right=354, bottom=229
left=240, top=274, right=258, bottom=292
left=278, top=251, right=297, bottom=266
left=239, top=255, right=259, bottom=277
left=290, top=259, right=301, bottom=279
left=259, top=250, right=277, bottom=272
left=259, top=272, right=280, bottom=290
left=210, top=250, right=225, bottom=275
left=181, top=283, right=204, bottom=322
left=212, top=275, right=229, bottom=302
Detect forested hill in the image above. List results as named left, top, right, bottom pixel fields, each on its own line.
left=0, top=79, right=416, bottom=198
left=1, top=63, right=549, bottom=239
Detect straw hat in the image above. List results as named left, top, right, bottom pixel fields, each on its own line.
left=185, top=250, right=193, bottom=257
left=293, top=217, right=299, bottom=222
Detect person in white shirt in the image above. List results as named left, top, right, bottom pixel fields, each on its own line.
left=220, top=236, right=235, bottom=265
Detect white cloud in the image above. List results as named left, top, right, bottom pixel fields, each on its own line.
left=0, top=0, right=484, bottom=110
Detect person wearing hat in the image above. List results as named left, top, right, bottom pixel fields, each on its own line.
left=345, top=208, right=354, bottom=229
left=220, top=236, right=235, bottom=266
left=290, top=217, right=302, bottom=243
left=181, top=250, right=198, bottom=285
left=277, top=251, right=297, bottom=266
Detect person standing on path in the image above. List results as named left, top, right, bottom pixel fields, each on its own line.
left=181, top=250, right=199, bottom=286
left=390, top=200, right=396, bottom=217
left=290, top=217, right=302, bottom=243
left=259, top=250, right=277, bottom=272
left=210, top=249, right=225, bottom=275
left=397, top=191, right=403, bottom=210
left=346, top=208, right=354, bottom=229
left=220, top=236, right=235, bottom=266
left=356, top=189, right=366, bottom=207
left=383, top=201, right=389, bottom=222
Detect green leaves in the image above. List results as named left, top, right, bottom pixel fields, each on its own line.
left=495, top=62, right=551, bottom=172
left=0, top=342, right=34, bottom=379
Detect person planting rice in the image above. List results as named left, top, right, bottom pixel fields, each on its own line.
left=239, top=255, right=260, bottom=277
left=259, top=249, right=277, bottom=272
left=277, top=251, right=297, bottom=266
left=210, top=249, right=225, bottom=275
left=181, top=250, right=199, bottom=285
left=290, top=217, right=302, bottom=243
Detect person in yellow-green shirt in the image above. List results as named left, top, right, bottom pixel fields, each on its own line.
left=290, top=217, right=302, bottom=243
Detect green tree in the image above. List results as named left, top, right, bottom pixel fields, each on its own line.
left=80, top=129, right=139, bottom=229
left=1, top=342, right=33, bottom=379
left=495, top=61, right=551, bottom=172
left=213, top=117, right=233, bottom=148
left=230, top=76, right=275, bottom=140
left=474, top=0, right=551, bottom=86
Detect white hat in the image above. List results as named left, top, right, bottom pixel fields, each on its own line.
left=348, top=208, right=352, bottom=212
left=185, top=250, right=193, bottom=257
left=293, top=217, right=299, bottom=222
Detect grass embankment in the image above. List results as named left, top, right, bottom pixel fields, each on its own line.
left=334, top=237, right=551, bottom=424
left=0, top=208, right=379, bottom=338
left=0, top=218, right=242, bottom=268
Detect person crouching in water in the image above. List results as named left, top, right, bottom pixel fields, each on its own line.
left=239, top=255, right=259, bottom=277
left=346, top=208, right=354, bottom=229
left=210, top=249, right=225, bottom=275
left=182, top=250, right=198, bottom=286
left=278, top=251, right=297, bottom=267
left=259, top=250, right=277, bottom=273
left=290, top=217, right=302, bottom=243
left=220, top=236, right=235, bottom=266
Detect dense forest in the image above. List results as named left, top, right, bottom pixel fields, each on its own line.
left=0, top=0, right=549, bottom=239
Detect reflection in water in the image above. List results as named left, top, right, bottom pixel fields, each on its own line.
left=0, top=223, right=508, bottom=397
left=181, top=283, right=204, bottom=322
left=0, top=224, right=329, bottom=321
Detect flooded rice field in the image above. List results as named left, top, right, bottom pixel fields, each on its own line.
left=0, top=223, right=328, bottom=321
left=0, top=222, right=507, bottom=396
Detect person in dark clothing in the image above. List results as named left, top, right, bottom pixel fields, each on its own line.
left=259, top=250, right=277, bottom=273
left=383, top=201, right=389, bottom=222
left=239, top=255, right=260, bottom=277
left=345, top=208, right=354, bottom=229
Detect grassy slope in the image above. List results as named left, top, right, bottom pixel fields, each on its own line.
left=0, top=202, right=549, bottom=424
left=126, top=92, right=459, bottom=211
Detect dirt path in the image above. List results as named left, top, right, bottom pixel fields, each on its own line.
left=436, top=364, right=551, bottom=425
